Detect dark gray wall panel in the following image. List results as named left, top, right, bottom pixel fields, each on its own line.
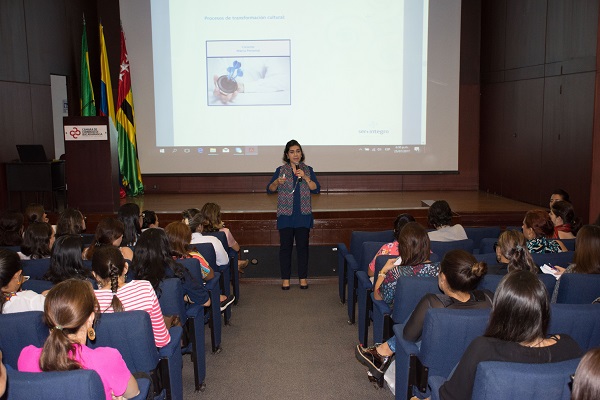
left=0, top=81, right=34, bottom=162
left=505, top=0, right=547, bottom=69
left=0, top=0, right=29, bottom=82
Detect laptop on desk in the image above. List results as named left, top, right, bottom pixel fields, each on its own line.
left=16, top=144, right=49, bottom=162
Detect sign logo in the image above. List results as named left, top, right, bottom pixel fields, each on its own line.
left=69, top=127, right=81, bottom=139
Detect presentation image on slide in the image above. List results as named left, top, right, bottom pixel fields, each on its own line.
left=207, top=40, right=291, bottom=106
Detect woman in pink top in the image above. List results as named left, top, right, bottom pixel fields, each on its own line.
left=18, top=279, right=139, bottom=400
left=91, top=246, right=171, bottom=348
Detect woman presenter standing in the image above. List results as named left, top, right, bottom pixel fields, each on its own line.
left=267, top=140, right=320, bottom=290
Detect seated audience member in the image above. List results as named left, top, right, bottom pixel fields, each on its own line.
left=0, top=211, right=24, bottom=246
left=44, top=235, right=90, bottom=284
left=522, top=210, right=567, bottom=253
left=18, top=279, right=139, bottom=400
left=54, top=208, right=86, bottom=238
left=201, top=202, right=250, bottom=273
left=0, top=248, right=46, bottom=313
left=438, top=271, right=582, bottom=400
left=356, top=250, right=491, bottom=378
left=551, top=224, right=600, bottom=303
left=92, top=246, right=171, bottom=348
left=164, top=221, right=215, bottom=280
left=549, top=188, right=570, bottom=210
left=131, top=229, right=213, bottom=308
left=141, top=210, right=159, bottom=231
left=367, top=213, right=415, bottom=278
left=24, top=203, right=49, bottom=224
left=550, top=200, right=581, bottom=240
left=427, top=200, right=468, bottom=242
left=19, top=222, right=55, bottom=260
left=83, top=218, right=133, bottom=262
left=572, top=347, right=600, bottom=400
left=181, top=208, right=201, bottom=226
left=117, top=203, right=142, bottom=247
left=374, top=222, right=439, bottom=306
left=188, top=214, right=229, bottom=268
left=489, top=230, right=537, bottom=275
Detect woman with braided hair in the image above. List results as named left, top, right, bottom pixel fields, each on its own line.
left=18, top=279, right=139, bottom=400
left=91, top=246, right=171, bottom=348
left=489, top=230, right=537, bottom=275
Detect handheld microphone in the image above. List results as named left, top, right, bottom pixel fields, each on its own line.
left=295, top=163, right=302, bottom=182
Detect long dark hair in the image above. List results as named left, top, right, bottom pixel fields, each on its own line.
left=484, top=271, right=549, bottom=343
left=24, top=203, right=46, bottom=224
left=141, top=210, right=157, bottom=229
left=572, top=347, right=600, bottom=400
left=84, top=218, right=124, bottom=260
left=164, top=221, right=193, bottom=258
left=55, top=208, right=85, bottom=237
left=0, top=211, right=24, bottom=246
left=92, top=246, right=125, bottom=312
left=573, top=225, right=600, bottom=274
left=39, top=279, right=99, bottom=371
left=524, top=210, right=555, bottom=238
left=428, top=200, right=453, bottom=228
left=393, top=213, right=416, bottom=241
left=21, top=222, right=53, bottom=259
left=282, top=139, right=305, bottom=163
left=440, top=249, right=487, bottom=292
left=0, top=249, right=22, bottom=313
left=496, top=230, right=537, bottom=273
left=397, top=222, right=431, bottom=266
left=200, top=203, right=222, bottom=233
left=45, top=235, right=88, bottom=284
left=551, top=200, right=582, bottom=234
left=117, top=203, right=141, bottom=246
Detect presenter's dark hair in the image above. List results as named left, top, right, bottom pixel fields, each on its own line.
left=45, top=235, right=88, bottom=284
left=428, top=200, right=453, bottom=228
left=118, top=203, right=142, bottom=246
left=484, top=270, right=549, bottom=343
left=282, top=139, right=305, bottom=163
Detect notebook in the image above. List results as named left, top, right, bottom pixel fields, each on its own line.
left=16, top=144, right=48, bottom=162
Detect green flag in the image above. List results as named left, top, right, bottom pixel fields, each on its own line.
left=80, top=17, right=96, bottom=116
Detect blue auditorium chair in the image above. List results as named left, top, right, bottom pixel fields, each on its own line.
left=531, top=251, right=574, bottom=269
left=394, top=308, right=491, bottom=400
left=560, top=238, right=576, bottom=251
left=0, top=311, right=47, bottom=369
left=204, top=230, right=239, bottom=305
left=479, top=237, right=498, bottom=254
left=464, top=226, right=501, bottom=254
left=337, top=230, right=394, bottom=304
left=430, top=358, right=580, bottom=400
left=20, top=258, right=51, bottom=279
left=474, top=252, right=499, bottom=265
left=429, top=239, right=474, bottom=258
left=21, top=279, right=54, bottom=293
left=555, top=273, right=600, bottom=304
left=88, top=310, right=184, bottom=400
left=549, top=303, right=600, bottom=350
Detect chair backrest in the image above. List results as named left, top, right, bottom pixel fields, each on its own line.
left=176, top=257, right=205, bottom=283
left=430, top=239, right=474, bottom=258
left=419, top=308, right=491, bottom=378
left=21, top=258, right=52, bottom=280
left=549, top=304, right=600, bottom=350
left=21, top=279, right=54, bottom=294
left=477, top=274, right=503, bottom=293
left=471, top=358, right=580, bottom=400
left=0, top=311, right=48, bottom=368
left=4, top=367, right=105, bottom=400
left=464, top=226, right=501, bottom=252
left=203, top=231, right=229, bottom=252
left=191, top=243, right=217, bottom=269
left=532, top=251, right=574, bottom=269
left=158, top=278, right=187, bottom=324
left=349, top=230, right=394, bottom=264
left=479, top=238, right=498, bottom=254
left=555, top=273, right=600, bottom=304
left=474, top=252, right=499, bottom=265
left=538, top=273, right=557, bottom=298
left=81, top=233, right=96, bottom=246
left=359, top=241, right=388, bottom=273
left=560, top=238, right=576, bottom=251
left=391, top=276, right=440, bottom=324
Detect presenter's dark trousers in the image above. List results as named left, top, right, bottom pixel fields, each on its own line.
left=279, top=227, right=310, bottom=280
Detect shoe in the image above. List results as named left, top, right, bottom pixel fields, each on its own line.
left=281, top=285, right=290, bottom=290
left=219, top=295, right=235, bottom=311
left=300, top=279, right=308, bottom=289
left=355, top=344, right=393, bottom=378
left=282, top=279, right=290, bottom=290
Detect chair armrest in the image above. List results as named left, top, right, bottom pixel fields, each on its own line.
left=394, top=324, right=420, bottom=356
left=428, top=375, right=446, bottom=400
left=345, top=254, right=359, bottom=272
left=185, top=304, right=204, bottom=319
left=204, top=272, right=221, bottom=291
left=356, top=271, right=372, bottom=291
left=158, top=326, right=183, bottom=358
left=372, top=296, right=391, bottom=316
left=337, top=243, right=348, bottom=259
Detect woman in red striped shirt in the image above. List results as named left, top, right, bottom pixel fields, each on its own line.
left=91, top=246, right=171, bottom=348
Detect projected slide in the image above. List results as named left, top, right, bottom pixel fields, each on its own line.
left=121, top=0, right=461, bottom=173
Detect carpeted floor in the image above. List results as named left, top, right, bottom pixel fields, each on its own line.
left=181, top=282, right=394, bottom=399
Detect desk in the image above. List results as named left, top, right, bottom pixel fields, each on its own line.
left=6, top=161, right=66, bottom=211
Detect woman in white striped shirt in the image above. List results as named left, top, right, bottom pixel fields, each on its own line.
left=91, top=246, right=171, bottom=348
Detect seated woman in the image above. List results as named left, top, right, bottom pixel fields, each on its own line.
left=164, top=221, right=214, bottom=280
left=92, top=246, right=171, bottom=348
left=549, top=188, right=570, bottom=210
left=24, top=203, right=49, bottom=225
left=550, top=200, right=581, bottom=240
left=572, top=347, right=600, bottom=400
left=201, top=202, right=250, bottom=274
left=141, top=210, right=159, bottom=232
left=44, top=234, right=90, bottom=284
left=0, top=211, right=24, bottom=247
left=489, top=230, right=537, bottom=275
left=356, top=249, right=491, bottom=378
left=367, top=213, right=415, bottom=278
left=117, top=203, right=142, bottom=247
left=188, top=214, right=229, bottom=268
left=551, top=224, right=600, bottom=302
left=438, top=270, right=582, bottom=400
left=19, top=221, right=55, bottom=260
left=131, top=229, right=212, bottom=308
left=427, top=200, right=468, bottom=242
left=374, top=222, right=439, bottom=306
left=82, top=218, right=133, bottom=262
left=522, top=210, right=567, bottom=253
left=55, top=208, right=86, bottom=238
left=181, top=208, right=201, bottom=226
left=0, top=248, right=46, bottom=314
left=18, top=279, right=139, bottom=400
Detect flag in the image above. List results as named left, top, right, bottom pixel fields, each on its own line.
left=116, top=26, right=144, bottom=196
left=80, top=17, right=95, bottom=116
left=99, top=23, right=121, bottom=193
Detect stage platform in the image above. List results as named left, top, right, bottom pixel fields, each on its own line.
left=110, top=190, right=539, bottom=247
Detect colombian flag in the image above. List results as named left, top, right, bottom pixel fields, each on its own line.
left=116, top=26, right=144, bottom=196
left=99, top=23, right=118, bottom=152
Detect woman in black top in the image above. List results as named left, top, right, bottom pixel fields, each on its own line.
left=356, top=250, right=491, bottom=378
left=439, top=270, right=582, bottom=400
